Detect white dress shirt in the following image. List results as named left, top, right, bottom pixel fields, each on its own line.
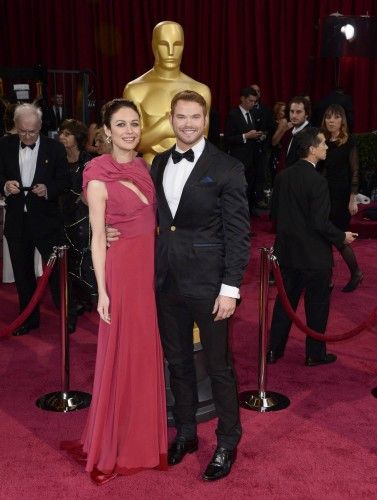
left=163, top=137, right=239, bottom=299
left=239, top=105, right=253, bottom=143
left=19, top=137, right=40, bottom=189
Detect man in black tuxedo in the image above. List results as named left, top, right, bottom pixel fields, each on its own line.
left=267, top=127, right=357, bottom=366
left=224, top=87, right=262, bottom=212
left=151, top=91, right=250, bottom=481
left=279, top=96, right=311, bottom=171
left=0, top=103, right=71, bottom=335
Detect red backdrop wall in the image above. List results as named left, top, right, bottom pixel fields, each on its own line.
left=1, top=0, right=377, bottom=132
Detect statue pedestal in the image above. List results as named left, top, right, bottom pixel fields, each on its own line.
left=165, top=341, right=216, bottom=425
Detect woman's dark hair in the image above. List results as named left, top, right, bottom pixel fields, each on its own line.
left=295, top=127, right=322, bottom=159
left=59, top=119, right=88, bottom=151
left=102, top=99, right=140, bottom=128
left=321, top=104, right=348, bottom=146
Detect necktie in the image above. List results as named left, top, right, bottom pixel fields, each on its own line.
left=21, top=142, right=36, bottom=149
left=172, top=148, right=195, bottom=164
left=246, top=112, right=253, bottom=127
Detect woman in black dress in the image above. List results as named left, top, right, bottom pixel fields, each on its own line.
left=321, top=104, right=362, bottom=292
left=58, top=119, right=97, bottom=331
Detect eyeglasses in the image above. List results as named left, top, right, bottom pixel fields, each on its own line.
left=18, top=129, right=39, bottom=137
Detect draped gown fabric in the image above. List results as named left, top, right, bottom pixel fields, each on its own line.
left=75, top=154, right=167, bottom=474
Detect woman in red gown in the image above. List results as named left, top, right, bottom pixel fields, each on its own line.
left=62, top=99, right=167, bottom=485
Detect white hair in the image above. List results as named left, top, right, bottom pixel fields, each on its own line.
left=14, top=103, right=42, bottom=124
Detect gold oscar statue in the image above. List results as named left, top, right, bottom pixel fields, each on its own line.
left=123, top=20, right=211, bottom=165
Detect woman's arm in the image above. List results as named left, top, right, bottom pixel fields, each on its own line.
left=86, top=123, right=99, bottom=155
left=86, top=180, right=110, bottom=323
left=271, top=118, right=292, bottom=146
left=348, top=141, right=359, bottom=216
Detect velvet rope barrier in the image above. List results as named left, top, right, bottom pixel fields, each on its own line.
left=0, top=250, right=58, bottom=338
left=271, top=257, right=377, bottom=343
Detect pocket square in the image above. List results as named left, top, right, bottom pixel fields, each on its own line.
left=200, top=176, right=215, bottom=184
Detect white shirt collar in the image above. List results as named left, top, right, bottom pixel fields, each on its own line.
left=19, top=135, right=40, bottom=149
left=292, top=120, right=309, bottom=135
left=239, top=105, right=249, bottom=117
left=175, top=136, right=206, bottom=159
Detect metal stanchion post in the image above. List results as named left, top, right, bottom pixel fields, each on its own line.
left=36, top=246, right=91, bottom=412
left=239, top=248, right=290, bottom=412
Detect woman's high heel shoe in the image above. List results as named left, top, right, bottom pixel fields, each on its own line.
left=341, top=271, right=363, bottom=292
left=90, top=467, right=118, bottom=486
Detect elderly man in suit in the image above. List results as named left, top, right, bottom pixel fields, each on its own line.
left=0, top=103, right=71, bottom=335
left=108, top=90, right=250, bottom=480
left=224, top=87, right=263, bottom=213
left=267, top=127, right=357, bottom=366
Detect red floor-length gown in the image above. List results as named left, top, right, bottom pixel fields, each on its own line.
left=73, top=154, right=167, bottom=474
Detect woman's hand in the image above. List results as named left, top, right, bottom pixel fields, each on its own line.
left=97, top=292, right=111, bottom=324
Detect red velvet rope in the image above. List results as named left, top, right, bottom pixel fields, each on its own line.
left=0, top=255, right=57, bottom=338
left=271, top=259, right=377, bottom=342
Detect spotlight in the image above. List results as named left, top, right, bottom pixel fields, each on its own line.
left=341, top=24, right=355, bottom=41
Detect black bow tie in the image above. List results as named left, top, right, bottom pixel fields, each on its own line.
left=21, top=142, right=36, bottom=149
left=172, top=148, right=195, bottom=164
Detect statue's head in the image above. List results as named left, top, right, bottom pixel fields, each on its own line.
left=152, top=21, right=184, bottom=70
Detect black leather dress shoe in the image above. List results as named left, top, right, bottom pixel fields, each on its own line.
left=202, top=447, right=236, bottom=481
left=266, top=350, right=283, bottom=364
left=305, top=353, right=337, bottom=367
left=168, top=437, right=198, bottom=465
left=13, top=323, right=39, bottom=337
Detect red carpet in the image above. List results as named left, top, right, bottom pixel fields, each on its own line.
left=0, top=218, right=376, bottom=499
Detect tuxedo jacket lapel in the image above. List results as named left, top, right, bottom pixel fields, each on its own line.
left=8, top=136, right=22, bottom=183
left=31, top=136, right=46, bottom=186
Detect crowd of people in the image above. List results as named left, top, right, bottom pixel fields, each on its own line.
left=0, top=76, right=364, bottom=486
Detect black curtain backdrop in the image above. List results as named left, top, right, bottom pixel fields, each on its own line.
left=1, top=0, right=376, bottom=132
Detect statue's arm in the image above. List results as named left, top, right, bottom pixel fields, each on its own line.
left=138, top=112, right=174, bottom=151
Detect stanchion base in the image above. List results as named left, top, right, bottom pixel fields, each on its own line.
left=239, top=390, right=290, bottom=412
left=36, top=391, right=92, bottom=412
left=371, top=388, right=377, bottom=399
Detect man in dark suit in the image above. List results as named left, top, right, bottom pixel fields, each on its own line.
left=224, top=87, right=262, bottom=212
left=151, top=90, right=250, bottom=481
left=279, top=96, right=311, bottom=171
left=267, top=128, right=357, bottom=366
left=250, top=83, right=274, bottom=207
left=0, top=103, right=71, bottom=335
left=47, top=93, right=70, bottom=132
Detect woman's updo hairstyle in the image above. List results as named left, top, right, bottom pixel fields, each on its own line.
left=102, top=99, right=140, bottom=128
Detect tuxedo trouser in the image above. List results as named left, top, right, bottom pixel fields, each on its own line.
left=6, top=214, right=61, bottom=327
left=157, top=280, right=241, bottom=450
left=269, top=267, right=331, bottom=359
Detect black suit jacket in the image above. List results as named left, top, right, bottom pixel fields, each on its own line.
left=285, top=123, right=310, bottom=168
left=150, top=140, right=250, bottom=298
left=224, top=107, right=257, bottom=169
left=0, top=134, right=71, bottom=240
left=271, top=159, right=345, bottom=270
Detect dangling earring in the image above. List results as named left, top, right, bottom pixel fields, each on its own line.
left=105, top=135, right=112, bottom=144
